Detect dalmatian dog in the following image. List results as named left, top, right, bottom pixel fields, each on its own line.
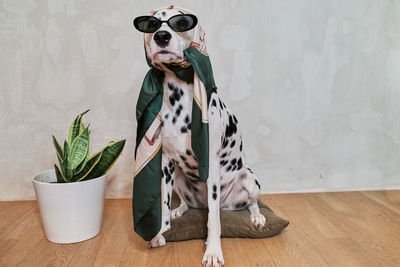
left=135, top=7, right=265, bottom=267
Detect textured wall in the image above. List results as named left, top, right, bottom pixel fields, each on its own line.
left=0, top=0, right=399, bottom=200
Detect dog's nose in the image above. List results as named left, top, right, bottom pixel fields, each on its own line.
left=154, top=31, right=172, bottom=47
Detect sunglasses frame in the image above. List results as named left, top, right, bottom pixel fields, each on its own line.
left=133, top=14, right=198, bottom=33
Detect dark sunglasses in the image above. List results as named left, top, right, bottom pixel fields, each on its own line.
left=133, top=14, right=198, bottom=33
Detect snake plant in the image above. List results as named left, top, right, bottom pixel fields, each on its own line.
left=52, top=110, right=126, bottom=183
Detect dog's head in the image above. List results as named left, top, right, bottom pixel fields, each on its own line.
left=134, top=6, right=204, bottom=67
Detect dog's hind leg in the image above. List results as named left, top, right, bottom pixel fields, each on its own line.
left=171, top=183, right=189, bottom=219
left=148, top=154, right=175, bottom=248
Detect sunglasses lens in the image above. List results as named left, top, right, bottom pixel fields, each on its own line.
left=134, top=16, right=161, bottom=33
left=169, top=15, right=197, bottom=32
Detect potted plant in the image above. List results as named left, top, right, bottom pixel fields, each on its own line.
left=32, top=110, right=126, bottom=244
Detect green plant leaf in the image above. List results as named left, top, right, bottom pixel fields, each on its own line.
left=63, top=141, right=69, bottom=159
left=72, top=151, right=102, bottom=182
left=52, top=135, right=63, bottom=160
left=68, top=109, right=90, bottom=146
left=54, top=164, right=67, bottom=183
left=85, top=139, right=126, bottom=180
left=68, top=126, right=89, bottom=172
left=74, top=155, right=88, bottom=175
left=52, top=135, right=65, bottom=175
left=63, top=141, right=72, bottom=181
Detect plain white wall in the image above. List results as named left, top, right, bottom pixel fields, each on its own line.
left=1, top=0, right=399, bottom=200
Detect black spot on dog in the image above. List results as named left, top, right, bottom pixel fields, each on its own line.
left=255, top=179, right=261, bottom=189
left=232, top=114, right=238, bottom=124
left=222, top=138, right=229, bottom=148
left=226, top=165, right=232, bottom=172
left=164, top=166, right=169, bottom=177
left=221, top=152, right=227, bottom=158
left=180, top=155, right=186, bottom=161
left=212, top=99, right=217, bottom=107
left=175, top=104, right=183, bottom=117
left=231, top=165, right=237, bottom=171
left=168, top=83, right=184, bottom=107
left=166, top=174, right=172, bottom=184
left=218, top=99, right=224, bottom=110
left=171, top=179, right=174, bottom=186
left=161, top=11, right=166, bottom=16
left=240, top=141, right=243, bottom=151
left=169, top=95, right=175, bottom=106
left=168, top=161, right=173, bottom=168
left=187, top=123, right=191, bottom=129
left=165, top=220, right=169, bottom=225
left=248, top=167, right=254, bottom=174
left=225, top=115, right=238, bottom=137
left=237, top=158, right=243, bottom=170
left=172, top=116, right=177, bottom=124
left=164, top=166, right=172, bottom=183
left=186, top=149, right=192, bottom=156
left=212, top=184, right=218, bottom=200
left=181, top=126, right=188, bottom=133
left=212, top=192, right=217, bottom=200
left=167, top=193, right=171, bottom=209
left=231, top=159, right=237, bottom=165
left=184, top=115, right=190, bottom=124
left=234, top=201, right=248, bottom=209
left=165, top=113, right=169, bottom=119
left=220, top=160, right=228, bottom=166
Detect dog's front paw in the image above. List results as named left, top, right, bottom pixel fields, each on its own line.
left=147, top=234, right=166, bottom=248
left=250, top=212, right=266, bottom=229
left=202, top=247, right=224, bottom=267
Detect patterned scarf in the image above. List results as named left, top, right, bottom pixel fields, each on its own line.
left=132, top=6, right=217, bottom=241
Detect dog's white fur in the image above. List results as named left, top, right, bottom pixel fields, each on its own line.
left=142, top=8, right=266, bottom=267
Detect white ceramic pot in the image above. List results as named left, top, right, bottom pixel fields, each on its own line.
left=32, top=169, right=107, bottom=244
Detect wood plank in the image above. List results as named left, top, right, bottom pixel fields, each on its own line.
left=0, top=203, right=44, bottom=267
left=1, top=191, right=399, bottom=267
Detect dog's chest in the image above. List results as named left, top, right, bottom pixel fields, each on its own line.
left=160, top=74, right=200, bottom=177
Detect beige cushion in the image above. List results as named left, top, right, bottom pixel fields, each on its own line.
left=163, top=193, right=289, bottom=241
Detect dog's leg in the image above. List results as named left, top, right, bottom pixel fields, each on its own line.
left=248, top=200, right=266, bottom=229
left=170, top=167, right=189, bottom=219
left=202, top=93, right=224, bottom=267
left=148, top=154, right=175, bottom=248
left=242, top=168, right=266, bottom=229
left=171, top=187, right=189, bottom=219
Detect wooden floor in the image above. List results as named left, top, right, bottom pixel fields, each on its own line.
left=1, top=190, right=400, bottom=267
